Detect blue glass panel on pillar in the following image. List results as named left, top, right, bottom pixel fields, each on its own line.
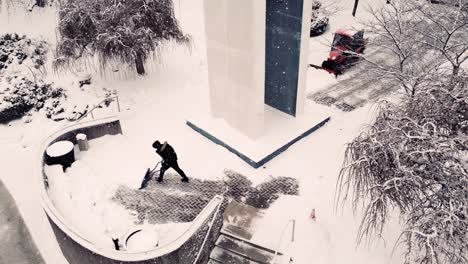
left=265, top=0, right=304, bottom=116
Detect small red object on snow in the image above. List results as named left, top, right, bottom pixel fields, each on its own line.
left=310, top=209, right=316, bottom=221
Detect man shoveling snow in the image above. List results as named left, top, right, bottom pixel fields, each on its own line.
left=153, top=140, right=189, bottom=183
left=139, top=141, right=189, bottom=189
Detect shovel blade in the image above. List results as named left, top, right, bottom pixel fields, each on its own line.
left=139, top=168, right=152, bottom=190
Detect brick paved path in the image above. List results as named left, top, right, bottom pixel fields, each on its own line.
left=112, top=171, right=299, bottom=224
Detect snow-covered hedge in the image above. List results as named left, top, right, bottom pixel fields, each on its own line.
left=0, top=33, right=96, bottom=123
left=0, top=34, right=56, bottom=123
left=0, top=33, right=47, bottom=73
left=0, top=75, right=64, bottom=123
left=310, top=1, right=329, bottom=37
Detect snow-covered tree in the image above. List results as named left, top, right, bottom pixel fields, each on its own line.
left=337, top=1, right=468, bottom=263
left=357, top=0, right=467, bottom=96
left=54, top=0, right=189, bottom=75
left=336, top=75, right=468, bottom=263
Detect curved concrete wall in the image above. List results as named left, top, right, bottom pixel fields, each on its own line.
left=36, top=117, right=224, bottom=263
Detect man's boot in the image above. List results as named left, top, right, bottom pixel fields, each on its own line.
left=156, top=177, right=163, bottom=182
left=181, top=177, right=189, bottom=182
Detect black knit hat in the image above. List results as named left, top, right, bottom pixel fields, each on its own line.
left=152, top=140, right=161, bottom=148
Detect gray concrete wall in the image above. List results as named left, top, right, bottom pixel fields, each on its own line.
left=0, top=180, right=45, bottom=264
left=47, top=201, right=222, bottom=264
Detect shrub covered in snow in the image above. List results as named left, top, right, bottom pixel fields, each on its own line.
left=0, top=76, right=64, bottom=123
left=0, top=33, right=47, bottom=73
left=54, top=0, right=190, bottom=75
left=337, top=76, right=468, bottom=263
left=312, top=0, right=322, bottom=10
left=0, top=33, right=102, bottom=123
left=0, top=33, right=58, bottom=123
left=310, top=1, right=329, bottom=37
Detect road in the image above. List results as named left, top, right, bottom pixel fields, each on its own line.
left=307, top=50, right=400, bottom=112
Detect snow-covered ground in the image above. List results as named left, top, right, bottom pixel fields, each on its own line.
left=0, top=0, right=405, bottom=263
left=45, top=134, right=192, bottom=251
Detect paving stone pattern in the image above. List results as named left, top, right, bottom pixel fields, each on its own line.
left=112, top=170, right=299, bottom=224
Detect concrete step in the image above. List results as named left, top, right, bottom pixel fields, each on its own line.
left=207, top=259, right=223, bottom=264
left=210, top=246, right=262, bottom=264
left=215, top=234, right=277, bottom=264
left=220, top=230, right=282, bottom=255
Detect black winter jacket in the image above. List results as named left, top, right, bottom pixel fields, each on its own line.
left=156, top=142, right=178, bottom=163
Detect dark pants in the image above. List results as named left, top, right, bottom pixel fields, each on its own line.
left=158, top=161, right=187, bottom=180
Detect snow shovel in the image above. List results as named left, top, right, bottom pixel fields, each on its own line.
left=139, top=161, right=161, bottom=190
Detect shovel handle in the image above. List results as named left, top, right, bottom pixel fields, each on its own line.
left=150, top=161, right=162, bottom=173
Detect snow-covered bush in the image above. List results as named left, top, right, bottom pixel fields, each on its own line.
left=0, top=34, right=58, bottom=123
left=0, top=33, right=47, bottom=73
left=312, top=0, right=322, bottom=10
left=0, top=76, right=64, bottom=123
left=0, top=33, right=96, bottom=123
left=310, top=1, right=329, bottom=37
left=337, top=74, right=468, bottom=264
left=310, top=14, right=329, bottom=37
left=54, top=0, right=190, bottom=75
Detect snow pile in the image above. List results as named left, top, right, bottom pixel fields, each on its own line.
left=0, top=75, right=65, bottom=124
left=125, top=226, right=160, bottom=251
left=45, top=140, right=73, bottom=157
left=45, top=134, right=191, bottom=251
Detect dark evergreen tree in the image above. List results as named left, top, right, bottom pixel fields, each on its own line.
left=54, top=0, right=189, bottom=75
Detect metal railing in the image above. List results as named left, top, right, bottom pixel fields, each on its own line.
left=192, top=197, right=224, bottom=264
left=75, top=95, right=121, bottom=123
left=272, top=219, right=296, bottom=264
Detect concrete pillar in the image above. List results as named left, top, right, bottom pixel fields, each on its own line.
left=204, top=0, right=266, bottom=139
left=203, top=0, right=311, bottom=138
left=296, top=0, right=313, bottom=116
left=76, top=133, right=89, bottom=151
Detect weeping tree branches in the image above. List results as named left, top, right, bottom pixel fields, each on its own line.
left=54, top=0, right=190, bottom=75
left=337, top=1, right=467, bottom=263
left=357, top=0, right=468, bottom=96
left=336, top=74, right=468, bottom=263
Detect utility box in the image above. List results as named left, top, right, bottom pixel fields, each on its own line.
left=203, top=0, right=312, bottom=138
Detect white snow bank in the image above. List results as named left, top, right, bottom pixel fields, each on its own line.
left=126, top=226, right=160, bottom=251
